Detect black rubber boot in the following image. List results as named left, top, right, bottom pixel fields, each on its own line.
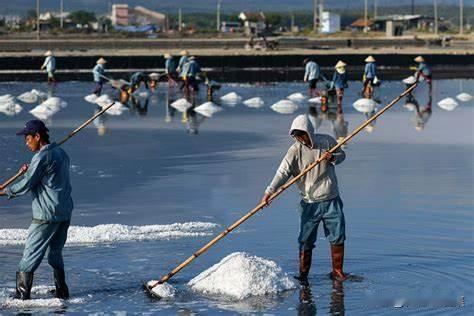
left=15, top=271, right=33, bottom=300
left=53, top=269, right=69, bottom=299
left=294, top=250, right=312, bottom=287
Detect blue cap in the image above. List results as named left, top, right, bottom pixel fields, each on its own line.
left=16, top=120, right=49, bottom=136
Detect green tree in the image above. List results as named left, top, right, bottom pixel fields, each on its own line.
left=69, top=11, right=96, bottom=26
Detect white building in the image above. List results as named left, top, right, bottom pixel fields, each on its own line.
left=320, top=11, right=340, bottom=34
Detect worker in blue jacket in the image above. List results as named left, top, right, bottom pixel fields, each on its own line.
left=414, top=56, right=432, bottom=94
left=0, top=120, right=73, bottom=300
left=184, top=56, right=202, bottom=95
left=41, top=50, right=56, bottom=84
left=92, top=58, right=107, bottom=96
left=362, top=55, right=377, bottom=96
left=303, top=58, right=324, bottom=97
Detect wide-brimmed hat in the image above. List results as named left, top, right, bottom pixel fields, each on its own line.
left=44, top=50, right=53, bottom=57
left=164, top=53, right=171, bottom=59
left=180, top=50, right=189, bottom=56
left=97, top=57, right=107, bottom=64
left=365, top=55, right=375, bottom=63
left=414, top=56, right=425, bottom=63
left=335, top=60, right=346, bottom=68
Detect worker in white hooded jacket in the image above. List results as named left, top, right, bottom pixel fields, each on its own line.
left=261, top=114, right=347, bottom=286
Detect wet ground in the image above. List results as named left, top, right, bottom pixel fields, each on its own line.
left=0, top=79, right=473, bottom=314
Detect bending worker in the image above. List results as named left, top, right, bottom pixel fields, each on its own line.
left=303, top=58, right=323, bottom=97
left=183, top=56, right=201, bottom=94
left=41, top=50, right=56, bottom=84
left=261, top=114, right=347, bottom=286
left=414, top=56, right=432, bottom=94
left=0, top=120, right=73, bottom=300
left=129, top=71, right=149, bottom=93
left=92, top=57, right=107, bottom=96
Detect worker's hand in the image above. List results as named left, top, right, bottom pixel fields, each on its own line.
left=261, top=192, right=272, bottom=206
left=304, top=78, right=307, bottom=82
left=19, top=163, right=29, bottom=174
left=322, top=151, right=334, bottom=162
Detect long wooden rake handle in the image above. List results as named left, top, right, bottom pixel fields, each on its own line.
left=0, top=102, right=116, bottom=189
left=148, top=83, right=418, bottom=288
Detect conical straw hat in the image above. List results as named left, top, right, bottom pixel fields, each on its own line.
left=164, top=53, right=171, bottom=59
left=97, top=57, right=107, bottom=64
left=335, top=60, right=347, bottom=68
left=44, top=50, right=53, bottom=56
left=414, top=56, right=425, bottom=63
left=365, top=55, right=375, bottom=62
left=180, top=50, right=189, bottom=56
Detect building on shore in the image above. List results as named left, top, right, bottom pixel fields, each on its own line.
left=320, top=12, right=340, bottom=34
left=111, top=4, right=166, bottom=31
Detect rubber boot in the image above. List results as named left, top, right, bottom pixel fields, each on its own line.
left=53, top=269, right=69, bottom=299
left=14, top=271, right=33, bottom=300
left=330, top=244, right=347, bottom=281
left=294, top=250, right=312, bottom=286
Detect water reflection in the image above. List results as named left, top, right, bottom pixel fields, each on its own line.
left=93, top=105, right=107, bottom=136
left=130, top=95, right=149, bottom=117
left=411, top=93, right=433, bottom=131
left=308, top=105, right=349, bottom=144
left=297, top=280, right=345, bottom=316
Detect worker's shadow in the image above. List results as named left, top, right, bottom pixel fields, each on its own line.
left=297, top=280, right=345, bottom=316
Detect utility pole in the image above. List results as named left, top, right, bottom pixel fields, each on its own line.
left=434, top=0, right=438, bottom=35
left=290, top=11, right=295, bottom=33
left=36, top=0, right=40, bottom=40
left=411, top=0, right=415, bottom=15
left=178, top=8, right=182, bottom=32
left=374, top=0, right=378, bottom=19
left=313, top=0, right=318, bottom=33
left=460, top=0, right=464, bottom=35
left=364, top=0, right=368, bottom=33
left=216, top=0, right=221, bottom=32
left=60, top=0, right=64, bottom=29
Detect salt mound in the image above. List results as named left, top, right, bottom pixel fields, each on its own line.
left=352, top=98, right=377, bottom=113
left=84, top=94, right=98, bottom=103
left=188, top=252, right=296, bottom=300
left=437, top=97, right=458, bottom=111
left=104, top=102, right=128, bottom=116
left=95, top=94, right=113, bottom=107
left=2, top=298, right=65, bottom=309
left=171, top=98, right=192, bottom=112
left=243, top=97, right=264, bottom=108
left=287, top=92, right=306, bottom=101
left=0, top=94, right=15, bottom=102
left=194, top=102, right=222, bottom=118
left=29, top=103, right=58, bottom=120
left=220, top=92, right=242, bottom=104
left=308, top=96, right=322, bottom=104
left=0, top=102, right=22, bottom=116
left=17, top=90, right=44, bottom=103
left=146, top=281, right=176, bottom=299
left=42, top=97, right=67, bottom=110
left=0, top=222, right=218, bottom=246
left=456, top=92, right=472, bottom=102
left=270, top=100, right=298, bottom=114
left=402, top=76, right=416, bottom=85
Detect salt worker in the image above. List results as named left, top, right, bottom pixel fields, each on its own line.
left=164, top=53, right=177, bottom=85
left=330, top=61, right=348, bottom=109
left=303, top=58, right=323, bottom=97
left=129, top=71, right=149, bottom=93
left=184, top=56, right=202, bottom=94
left=0, top=120, right=73, bottom=300
left=40, top=50, right=56, bottom=84
left=261, top=114, right=347, bottom=286
left=176, top=50, right=189, bottom=75
left=362, top=56, right=377, bottom=96
left=92, top=57, right=107, bottom=96
left=414, top=56, right=432, bottom=93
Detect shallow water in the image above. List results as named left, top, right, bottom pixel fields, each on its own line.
left=0, top=79, right=473, bottom=314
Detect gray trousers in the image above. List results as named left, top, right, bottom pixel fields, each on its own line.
left=18, top=220, right=70, bottom=273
